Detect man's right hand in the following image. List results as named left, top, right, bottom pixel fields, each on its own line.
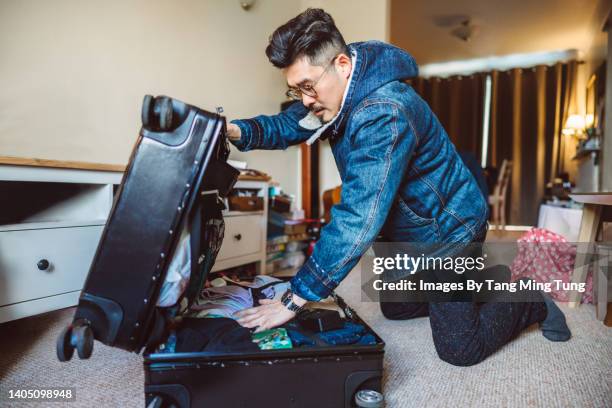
left=226, top=123, right=241, bottom=142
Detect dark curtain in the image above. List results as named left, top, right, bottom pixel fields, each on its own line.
left=488, top=61, right=579, bottom=225
left=411, top=73, right=486, bottom=162
left=410, top=61, right=578, bottom=226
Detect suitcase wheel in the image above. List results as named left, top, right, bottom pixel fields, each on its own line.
left=146, top=395, right=163, bottom=408
left=142, top=95, right=153, bottom=129
left=146, top=395, right=177, bottom=408
left=355, top=389, right=384, bottom=408
left=74, top=325, right=94, bottom=360
left=56, top=325, right=75, bottom=362
left=141, top=95, right=174, bottom=132
left=155, top=97, right=173, bottom=131
left=56, top=324, right=95, bottom=362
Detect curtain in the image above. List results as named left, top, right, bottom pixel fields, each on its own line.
left=411, top=61, right=579, bottom=226
left=411, top=73, right=486, bottom=162
left=488, top=61, right=579, bottom=225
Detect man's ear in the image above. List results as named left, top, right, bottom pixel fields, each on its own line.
left=335, top=53, right=352, bottom=79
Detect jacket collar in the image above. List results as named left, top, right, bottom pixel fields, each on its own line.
left=302, top=47, right=358, bottom=145
left=298, top=41, right=419, bottom=144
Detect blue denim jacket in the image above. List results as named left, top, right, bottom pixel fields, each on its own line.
left=231, top=41, right=488, bottom=301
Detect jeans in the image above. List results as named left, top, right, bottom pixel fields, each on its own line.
left=379, top=229, right=547, bottom=367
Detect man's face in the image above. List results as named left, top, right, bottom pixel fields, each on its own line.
left=284, top=54, right=352, bottom=123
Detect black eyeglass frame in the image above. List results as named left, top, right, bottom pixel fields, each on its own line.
left=285, top=56, right=338, bottom=101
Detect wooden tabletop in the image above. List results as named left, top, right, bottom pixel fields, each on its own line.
left=0, top=156, right=268, bottom=182
left=569, top=192, right=612, bottom=206
left=0, top=156, right=126, bottom=172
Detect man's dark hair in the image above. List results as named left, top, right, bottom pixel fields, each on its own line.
left=266, top=8, right=349, bottom=69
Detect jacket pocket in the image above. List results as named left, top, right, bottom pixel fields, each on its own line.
left=383, top=197, right=440, bottom=242
left=396, top=198, right=435, bottom=225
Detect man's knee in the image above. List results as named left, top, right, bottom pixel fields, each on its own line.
left=380, top=302, right=402, bottom=320
left=435, top=346, right=487, bottom=367
left=380, top=301, right=428, bottom=320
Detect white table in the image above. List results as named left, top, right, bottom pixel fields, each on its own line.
left=537, top=204, right=583, bottom=241
left=567, top=193, right=612, bottom=308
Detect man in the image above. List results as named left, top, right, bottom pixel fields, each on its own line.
left=231, top=8, right=570, bottom=366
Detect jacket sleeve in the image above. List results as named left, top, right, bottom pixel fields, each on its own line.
left=230, top=102, right=315, bottom=151
left=290, top=101, right=417, bottom=301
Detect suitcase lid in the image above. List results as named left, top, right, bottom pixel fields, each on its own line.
left=67, top=95, right=239, bottom=356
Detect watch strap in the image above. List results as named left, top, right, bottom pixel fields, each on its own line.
left=281, top=289, right=305, bottom=313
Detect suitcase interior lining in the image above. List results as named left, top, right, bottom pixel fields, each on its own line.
left=149, top=212, right=384, bottom=358
left=150, top=279, right=384, bottom=358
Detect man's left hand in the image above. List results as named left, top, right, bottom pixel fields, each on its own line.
left=235, top=299, right=295, bottom=333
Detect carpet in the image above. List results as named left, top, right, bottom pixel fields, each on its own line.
left=1, top=266, right=610, bottom=407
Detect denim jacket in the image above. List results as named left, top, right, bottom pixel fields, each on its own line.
left=231, top=41, right=488, bottom=301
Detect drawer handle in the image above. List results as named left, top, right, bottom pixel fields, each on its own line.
left=234, top=233, right=242, bottom=241
left=37, top=259, right=50, bottom=271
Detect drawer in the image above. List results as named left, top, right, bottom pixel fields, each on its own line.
left=217, top=215, right=263, bottom=261
left=0, top=225, right=103, bottom=306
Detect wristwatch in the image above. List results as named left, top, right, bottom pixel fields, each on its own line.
left=281, top=289, right=305, bottom=314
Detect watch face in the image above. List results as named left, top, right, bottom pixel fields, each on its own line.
left=281, top=290, right=299, bottom=312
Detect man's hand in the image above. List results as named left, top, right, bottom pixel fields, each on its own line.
left=235, top=293, right=307, bottom=333
left=235, top=299, right=295, bottom=333
left=226, top=123, right=241, bottom=141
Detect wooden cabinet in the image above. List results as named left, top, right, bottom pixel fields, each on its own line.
left=0, top=157, right=122, bottom=323
left=212, top=179, right=268, bottom=274
left=0, top=157, right=269, bottom=322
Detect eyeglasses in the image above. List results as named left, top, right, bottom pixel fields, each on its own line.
left=286, top=56, right=337, bottom=101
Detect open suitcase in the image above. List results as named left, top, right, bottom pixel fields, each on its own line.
left=57, top=95, right=385, bottom=408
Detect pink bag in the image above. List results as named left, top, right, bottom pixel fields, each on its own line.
left=510, top=228, right=593, bottom=303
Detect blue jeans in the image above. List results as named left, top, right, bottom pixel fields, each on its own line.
left=379, top=230, right=547, bottom=366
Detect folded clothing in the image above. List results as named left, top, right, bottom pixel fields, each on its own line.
left=174, top=317, right=259, bottom=353
left=189, top=286, right=254, bottom=319
left=187, top=275, right=290, bottom=319
left=286, top=321, right=377, bottom=347
left=222, top=275, right=290, bottom=303
left=157, top=227, right=192, bottom=307
left=158, top=317, right=376, bottom=354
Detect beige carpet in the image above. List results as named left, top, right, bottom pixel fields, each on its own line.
left=1, top=267, right=611, bottom=408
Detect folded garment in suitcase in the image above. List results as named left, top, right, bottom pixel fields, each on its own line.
left=157, top=227, right=191, bottom=307
left=57, top=95, right=385, bottom=408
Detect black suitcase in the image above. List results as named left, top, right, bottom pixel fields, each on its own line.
left=57, top=95, right=385, bottom=408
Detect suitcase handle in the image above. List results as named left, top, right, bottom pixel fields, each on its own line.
left=331, top=292, right=357, bottom=321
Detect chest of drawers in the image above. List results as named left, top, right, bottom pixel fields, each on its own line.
left=0, top=157, right=269, bottom=323
left=0, top=157, right=123, bottom=323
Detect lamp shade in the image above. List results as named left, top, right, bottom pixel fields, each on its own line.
left=564, top=114, right=586, bottom=131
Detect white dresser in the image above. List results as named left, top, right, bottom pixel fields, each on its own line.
left=0, top=157, right=268, bottom=323
left=0, top=157, right=123, bottom=324
left=214, top=179, right=269, bottom=274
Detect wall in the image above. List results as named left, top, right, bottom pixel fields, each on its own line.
left=0, top=0, right=392, bottom=209
left=0, top=0, right=303, bottom=201
left=301, top=0, right=390, bottom=43
left=603, top=25, right=612, bottom=192
left=574, top=1, right=610, bottom=191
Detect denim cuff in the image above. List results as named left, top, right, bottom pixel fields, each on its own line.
left=290, top=257, right=336, bottom=301
left=229, top=119, right=255, bottom=151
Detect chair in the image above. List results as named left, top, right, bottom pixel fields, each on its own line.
left=488, top=159, right=512, bottom=230
left=322, top=185, right=342, bottom=223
